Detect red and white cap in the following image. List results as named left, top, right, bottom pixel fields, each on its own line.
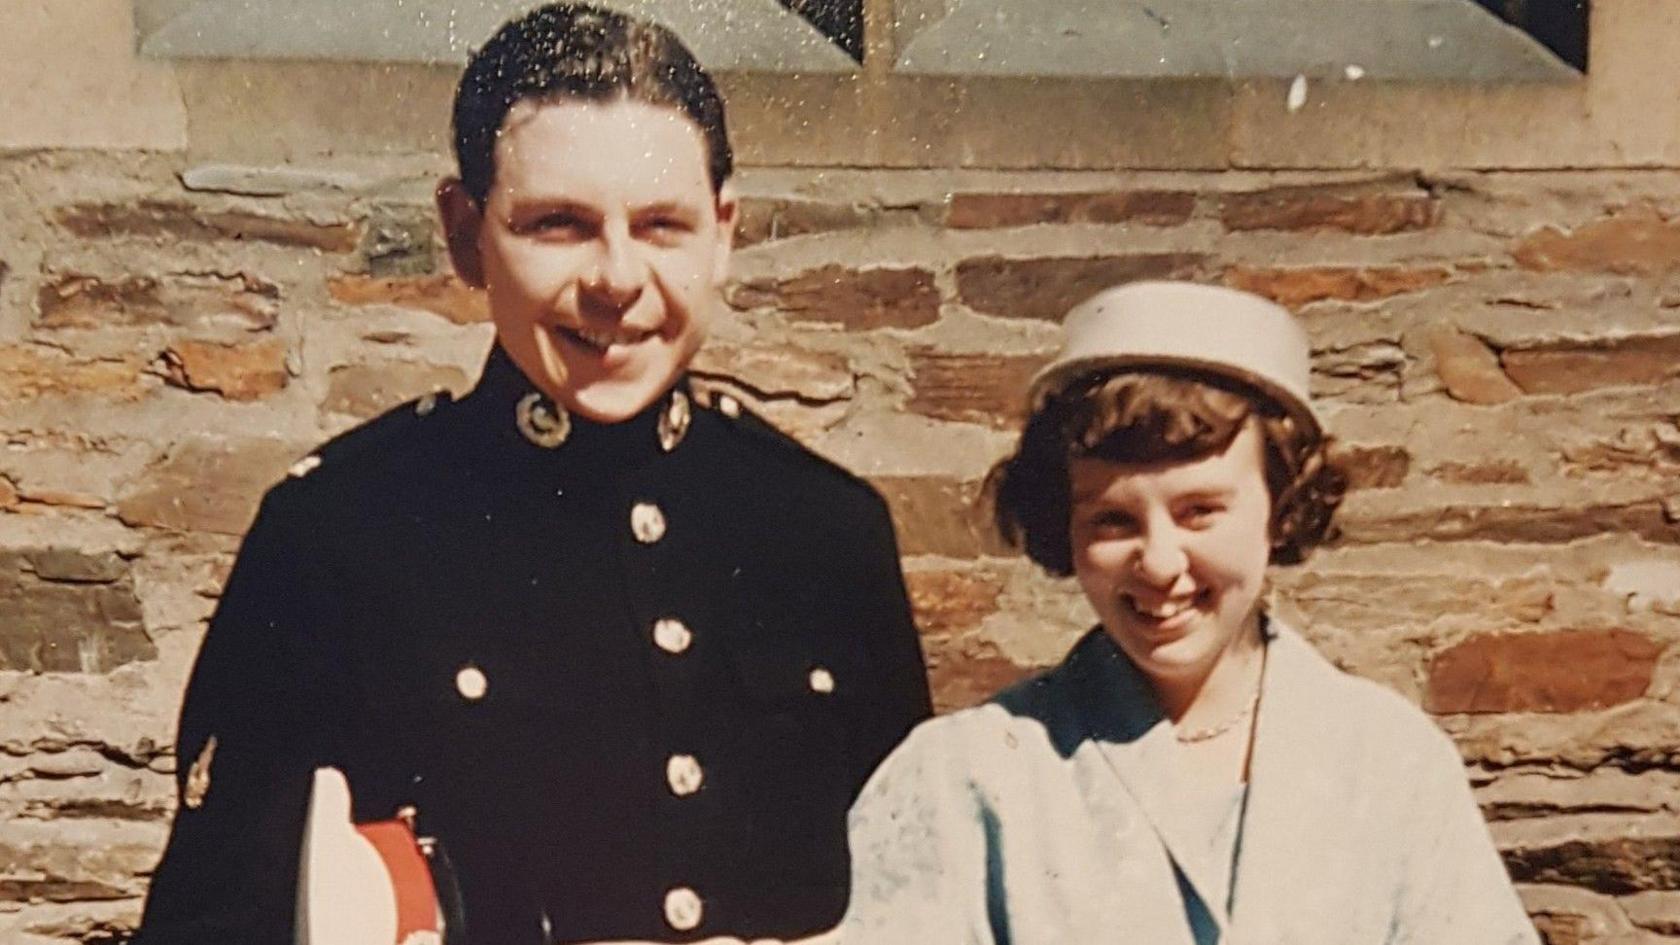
left=1028, top=280, right=1320, bottom=436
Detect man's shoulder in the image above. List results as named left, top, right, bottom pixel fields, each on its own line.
left=267, top=390, right=459, bottom=507
left=695, top=386, right=887, bottom=512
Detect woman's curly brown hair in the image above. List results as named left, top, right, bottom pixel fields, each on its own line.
left=987, top=369, right=1346, bottom=577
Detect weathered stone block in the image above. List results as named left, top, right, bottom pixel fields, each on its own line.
left=1513, top=208, right=1680, bottom=276
left=0, top=836, right=154, bottom=902
left=735, top=197, right=877, bottom=246
left=1501, top=335, right=1680, bottom=396
left=945, top=191, right=1195, bottom=229
left=1330, top=444, right=1411, bottom=490
left=691, top=344, right=855, bottom=403
left=905, top=569, right=1006, bottom=639
left=322, top=362, right=470, bottom=419
left=728, top=265, right=941, bottom=330
left=1220, top=188, right=1436, bottom=234
left=871, top=476, right=1012, bottom=558
left=1311, top=342, right=1406, bottom=405
left=956, top=254, right=1208, bottom=321
left=160, top=339, right=289, bottom=401
left=1427, top=629, right=1665, bottom=715
left=56, top=201, right=359, bottom=252
left=1419, top=324, right=1523, bottom=405
left=925, top=636, right=1033, bottom=713
left=358, top=206, right=438, bottom=277
left=1429, top=460, right=1532, bottom=485
left=36, top=272, right=279, bottom=332
left=905, top=350, right=1048, bottom=428
left=327, top=274, right=490, bottom=325
left=1224, top=265, right=1452, bottom=309
left=115, top=438, right=305, bottom=536
left=0, top=551, right=153, bottom=673
left=1505, top=834, right=1680, bottom=895
left=0, top=347, right=147, bottom=403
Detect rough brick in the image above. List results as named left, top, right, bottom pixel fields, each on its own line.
left=956, top=254, right=1208, bottom=321
left=322, top=362, right=469, bottom=419
left=1224, top=265, right=1452, bottom=309
left=1331, top=444, right=1411, bottom=490
left=358, top=206, right=437, bottom=276
left=691, top=344, right=854, bottom=403
left=1621, top=892, right=1680, bottom=935
left=905, top=350, right=1049, bottom=428
left=728, top=265, right=941, bottom=330
left=735, top=197, right=875, bottom=246
left=326, top=274, right=489, bottom=325
left=56, top=201, right=359, bottom=252
left=1429, top=460, right=1532, bottom=485
left=1338, top=501, right=1680, bottom=546
left=0, top=550, right=153, bottom=673
left=1501, top=335, right=1680, bottom=396
left=115, top=437, right=305, bottom=535
left=1312, top=342, right=1406, bottom=405
left=36, top=272, right=279, bottom=331
left=871, top=476, right=1011, bottom=559
left=0, top=837, right=155, bottom=902
left=1426, top=629, right=1664, bottom=714
left=925, top=637, right=1034, bottom=713
left=1220, top=189, right=1436, bottom=234
left=1513, top=208, right=1680, bottom=276
left=0, top=346, right=147, bottom=402
left=160, top=338, right=289, bottom=401
left=946, top=191, right=1195, bottom=229
left=1505, top=834, right=1680, bottom=895
left=905, top=569, right=1006, bottom=638
left=1420, top=324, right=1523, bottom=405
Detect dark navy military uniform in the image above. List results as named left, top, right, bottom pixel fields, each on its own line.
left=137, top=348, right=932, bottom=945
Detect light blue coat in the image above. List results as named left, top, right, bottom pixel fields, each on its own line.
left=837, top=622, right=1538, bottom=945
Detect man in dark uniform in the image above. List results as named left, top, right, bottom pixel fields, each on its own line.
left=134, top=5, right=931, bottom=943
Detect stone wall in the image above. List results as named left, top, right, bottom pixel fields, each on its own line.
left=2, top=2, right=1680, bottom=944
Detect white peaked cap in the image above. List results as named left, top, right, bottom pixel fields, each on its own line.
left=1028, top=281, right=1320, bottom=436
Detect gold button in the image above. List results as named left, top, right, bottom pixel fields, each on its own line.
left=658, top=390, right=691, bottom=452
left=666, top=754, right=704, bottom=797
left=630, top=502, right=667, bottom=544
left=455, top=665, right=488, bottom=701
left=287, top=455, right=322, bottom=478
left=717, top=394, right=741, bottom=419
left=653, top=618, right=692, bottom=655
left=663, top=886, right=703, bottom=931
left=415, top=392, right=439, bottom=417
left=808, top=667, right=836, bottom=694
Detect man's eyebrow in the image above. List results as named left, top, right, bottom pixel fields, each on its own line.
left=631, top=199, right=702, bottom=216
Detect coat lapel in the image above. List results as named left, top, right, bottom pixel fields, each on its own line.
left=1065, top=631, right=1231, bottom=940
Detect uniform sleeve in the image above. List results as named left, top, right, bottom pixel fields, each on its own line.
left=136, top=487, right=351, bottom=945
left=846, top=489, right=932, bottom=774
left=1388, top=731, right=1540, bottom=945
left=835, top=722, right=997, bottom=945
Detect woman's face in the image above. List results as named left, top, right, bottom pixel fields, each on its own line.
left=1068, top=422, right=1274, bottom=693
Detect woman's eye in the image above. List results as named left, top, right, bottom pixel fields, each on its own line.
left=1087, top=510, right=1137, bottom=535
left=1180, top=504, right=1224, bottom=526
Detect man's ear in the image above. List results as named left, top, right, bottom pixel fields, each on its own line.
left=436, top=178, right=487, bottom=289
left=710, top=180, right=739, bottom=286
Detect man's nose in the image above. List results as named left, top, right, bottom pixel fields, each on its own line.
left=581, top=226, right=646, bottom=312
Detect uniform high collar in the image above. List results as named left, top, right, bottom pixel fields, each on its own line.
left=460, top=345, right=689, bottom=476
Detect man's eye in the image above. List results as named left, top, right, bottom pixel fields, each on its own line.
left=635, top=216, right=692, bottom=238
left=518, top=213, right=590, bottom=236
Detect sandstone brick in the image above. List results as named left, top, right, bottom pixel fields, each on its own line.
left=1621, top=891, right=1680, bottom=935
left=326, top=274, right=490, bottom=325
left=691, top=344, right=854, bottom=403
left=0, top=837, right=154, bottom=902
left=1504, top=834, right=1680, bottom=895
left=957, top=254, right=1209, bottom=321
left=0, top=347, right=147, bottom=403
left=115, top=438, right=305, bottom=535
left=925, top=637, right=1034, bottom=713
left=322, top=362, right=470, bottom=419
left=871, top=476, right=1011, bottom=559
left=1339, top=501, right=1680, bottom=546
left=1220, top=188, right=1436, bottom=234
left=1420, top=324, right=1523, bottom=405
left=0, top=475, right=21, bottom=511
left=358, top=206, right=437, bottom=276
left=56, top=201, right=359, bottom=252
left=1312, top=342, right=1406, bottom=405
left=1426, top=629, right=1664, bottom=715
left=945, top=191, right=1195, bottom=229
left=0, top=551, right=153, bottom=673
left=905, top=350, right=1049, bottom=428
left=18, top=490, right=108, bottom=511
left=1501, top=335, right=1680, bottom=396
left=36, top=272, right=280, bottom=332
left=728, top=265, right=941, bottom=330
left=1330, top=444, right=1411, bottom=490
left=1224, top=265, right=1452, bottom=309
left=1429, top=460, right=1532, bottom=485
left=1513, top=208, right=1680, bottom=276
left=905, top=569, right=1006, bottom=639
left=735, top=197, right=875, bottom=247
left=160, top=339, right=289, bottom=401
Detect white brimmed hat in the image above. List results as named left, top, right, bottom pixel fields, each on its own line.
left=1028, top=281, right=1320, bottom=436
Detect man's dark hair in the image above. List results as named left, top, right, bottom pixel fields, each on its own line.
left=452, top=2, right=734, bottom=205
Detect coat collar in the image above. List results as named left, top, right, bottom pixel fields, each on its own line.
left=1064, top=618, right=1342, bottom=937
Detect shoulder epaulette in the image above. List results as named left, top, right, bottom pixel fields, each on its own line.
left=690, top=381, right=874, bottom=499
left=280, top=389, right=457, bottom=486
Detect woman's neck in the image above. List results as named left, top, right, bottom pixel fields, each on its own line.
left=1150, top=613, right=1267, bottom=726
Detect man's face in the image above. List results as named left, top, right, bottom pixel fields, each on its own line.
left=442, top=97, right=736, bottom=423
left=1067, top=422, right=1274, bottom=695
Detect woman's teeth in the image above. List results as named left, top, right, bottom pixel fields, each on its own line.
left=1129, top=597, right=1195, bottom=620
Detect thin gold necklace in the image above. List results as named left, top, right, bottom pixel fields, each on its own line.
left=1174, top=687, right=1260, bottom=744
